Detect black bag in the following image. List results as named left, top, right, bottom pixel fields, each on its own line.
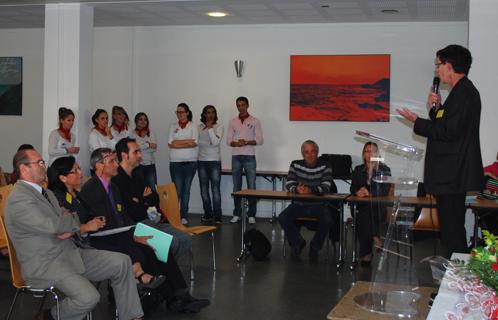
left=243, top=228, right=272, bottom=261
left=319, top=154, right=352, bottom=180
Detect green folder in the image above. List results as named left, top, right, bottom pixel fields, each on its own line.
left=133, top=222, right=173, bottom=262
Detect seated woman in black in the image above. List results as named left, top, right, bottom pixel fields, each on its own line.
left=48, top=156, right=209, bottom=313
left=350, top=142, right=391, bottom=265
left=47, top=156, right=164, bottom=289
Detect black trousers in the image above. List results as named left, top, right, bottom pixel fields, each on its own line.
left=90, top=231, right=187, bottom=300
left=355, top=204, right=385, bottom=258
left=435, top=192, right=468, bottom=258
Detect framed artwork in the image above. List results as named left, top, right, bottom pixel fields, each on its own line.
left=290, top=54, right=390, bottom=121
left=0, top=57, right=23, bottom=116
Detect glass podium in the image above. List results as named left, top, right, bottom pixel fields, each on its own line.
left=352, top=130, right=427, bottom=318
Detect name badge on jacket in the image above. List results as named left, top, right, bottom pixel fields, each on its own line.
left=436, top=109, right=444, bottom=119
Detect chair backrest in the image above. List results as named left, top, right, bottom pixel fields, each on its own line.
left=0, top=215, right=26, bottom=288
left=0, top=184, right=14, bottom=249
left=412, top=195, right=440, bottom=231
left=156, top=184, right=187, bottom=231
left=319, top=154, right=353, bottom=180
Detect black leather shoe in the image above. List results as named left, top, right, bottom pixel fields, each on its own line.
left=201, top=215, right=213, bottom=222
left=183, top=294, right=210, bottom=311
left=137, top=274, right=166, bottom=290
left=168, top=296, right=210, bottom=313
left=291, top=241, right=306, bottom=260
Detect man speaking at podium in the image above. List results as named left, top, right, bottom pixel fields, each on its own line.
left=397, top=44, right=484, bottom=258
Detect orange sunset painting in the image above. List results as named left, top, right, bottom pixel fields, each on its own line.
left=290, top=55, right=390, bottom=121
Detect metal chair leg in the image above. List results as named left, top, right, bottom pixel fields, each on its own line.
left=49, top=289, right=60, bottom=320
left=6, top=288, right=21, bottom=320
left=189, top=248, right=195, bottom=281
left=282, top=232, right=287, bottom=257
left=211, top=232, right=216, bottom=271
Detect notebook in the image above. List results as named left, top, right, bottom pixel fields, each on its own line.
left=133, top=222, right=173, bottom=262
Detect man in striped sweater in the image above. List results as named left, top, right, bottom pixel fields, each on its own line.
left=278, top=140, right=337, bottom=261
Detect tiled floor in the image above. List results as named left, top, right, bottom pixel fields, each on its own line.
left=0, top=215, right=439, bottom=319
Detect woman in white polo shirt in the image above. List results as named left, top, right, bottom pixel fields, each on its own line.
left=130, top=112, right=158, bottom=190
left=89, top=109, right=117, bottom=153
left=168, top=103, right=198, bottom=225
left=48, top=107, right=80, bottom=165
left=197, top=105, right=224, bottom=224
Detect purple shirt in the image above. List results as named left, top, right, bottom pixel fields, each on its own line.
left=226, top=115, right=263, bottom=156
left=98, top=176, right=110, bottom=193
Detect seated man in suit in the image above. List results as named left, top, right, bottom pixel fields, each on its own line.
left=4, top=149, right=143, bottom=320
left=112, top=137, right=192, bottom=258
left=79, top=147, right=209, bottom=313
left=278, top=140, right=337, bottom=262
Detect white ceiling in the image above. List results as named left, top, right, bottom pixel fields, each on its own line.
left=0, top=0, right=469, bottom=29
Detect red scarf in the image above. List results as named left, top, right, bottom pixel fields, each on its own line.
left=112, top=123, right=128, bottom=133
left=59, top=125, right=71, bottom=142
left=135, top=127, right=150, bottom=138
left=239, top=113, right=250, bottom=123
left=178, top=120, right=188, bottom=129
left=95, top=126, right=108, bottom=137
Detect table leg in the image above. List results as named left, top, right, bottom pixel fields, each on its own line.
left=237, top=197, right=249, bottom=262
left=270, top=177, right=277, bottom=223
left=350, top=204, right=358, bottom=271
left=281, top=177, right=287, bottom=213
left=336, top=202, right=345, bottom=270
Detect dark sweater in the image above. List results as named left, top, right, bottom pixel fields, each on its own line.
left=111, top=166, right=159, bottom=223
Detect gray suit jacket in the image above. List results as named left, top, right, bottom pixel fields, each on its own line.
left=5, top=181, right=84, bottom=288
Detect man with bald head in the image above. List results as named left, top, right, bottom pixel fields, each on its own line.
left=4, top=149, right=143, bottom=320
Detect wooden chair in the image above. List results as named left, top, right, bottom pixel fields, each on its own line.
left=156, top=183, right=216, bottom=280
left=411, top=195, right=440, bottom=231
left=0, top=215, right=62, bottom=320
left=0, top=184, right=14, bottom=252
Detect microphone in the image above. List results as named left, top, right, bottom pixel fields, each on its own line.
left=432, top=76, right=440, bottom=108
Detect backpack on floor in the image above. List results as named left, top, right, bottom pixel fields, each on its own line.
left=243, top=228, right=272, bottom=261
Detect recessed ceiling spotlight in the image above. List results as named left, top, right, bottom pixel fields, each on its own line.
left=207, top=12, right=228, bottom=17
left=381, top=9, right=399, bottom=14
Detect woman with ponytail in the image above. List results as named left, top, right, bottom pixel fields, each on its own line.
left=48, top=107, right=79, bottom=165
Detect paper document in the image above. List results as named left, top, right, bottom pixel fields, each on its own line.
left=90, top=225, right=135, bottom=237
left=133, top=222, right=173, bottom=263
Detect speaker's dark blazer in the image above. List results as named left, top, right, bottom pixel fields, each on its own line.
left=78, top=175, right=134, bottom=230
left=414, top=76, right=484, bottom=195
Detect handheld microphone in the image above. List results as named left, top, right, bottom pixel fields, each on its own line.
left=432, top=76, right=440, bottom=108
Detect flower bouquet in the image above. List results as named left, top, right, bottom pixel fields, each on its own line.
left=468, top=230, right=498, bottom=294
left=434, top=230, right=498, bottom=320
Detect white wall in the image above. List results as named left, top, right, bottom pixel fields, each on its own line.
left=0, top=29, right=44, bottom=170
left=469, top=0, right=498, bottom=164
left=92, top=22, right=470, bottom=216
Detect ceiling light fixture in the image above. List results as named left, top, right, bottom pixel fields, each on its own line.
left=381, top=9, right=399, bottom=14
left=207, top=12, right=227, bottom=17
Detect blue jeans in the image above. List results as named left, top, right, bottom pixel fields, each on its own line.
left=169, top=161, right=197, bottom=219
left=198, top=161, right=222, bottom=218
left=232, top=155, right=257, bottom=217
left=136, top=164, right=157, bottom=190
